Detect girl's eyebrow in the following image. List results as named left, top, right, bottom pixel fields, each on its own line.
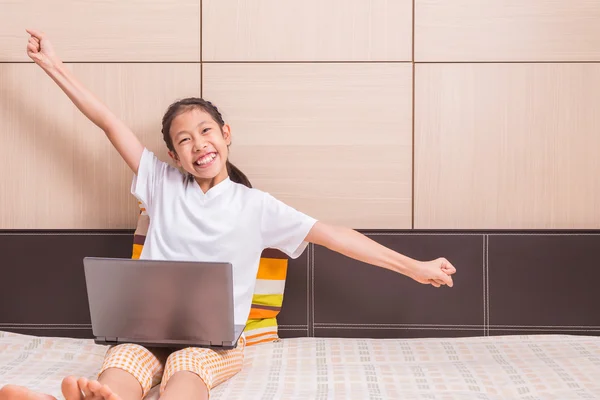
left=175, top=121, right=209, bottom=138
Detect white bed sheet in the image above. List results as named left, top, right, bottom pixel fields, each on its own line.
left=1, top=331, right=599, bottom=399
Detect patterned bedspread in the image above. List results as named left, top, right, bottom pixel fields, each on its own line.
left=1, top=331, right=599, bottom=399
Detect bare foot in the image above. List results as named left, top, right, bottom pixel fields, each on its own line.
left=61, top=377, right=120, bottom=400
left=0, top=384, right=56, bottom=400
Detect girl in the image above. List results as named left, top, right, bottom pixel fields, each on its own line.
left=2, top=30, right=456, bottom=400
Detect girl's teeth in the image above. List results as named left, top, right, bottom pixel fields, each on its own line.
left=197, top=153, right=216, bottom=165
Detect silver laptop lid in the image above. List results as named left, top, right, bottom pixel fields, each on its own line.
left=83, top=257, right=239, bottom=347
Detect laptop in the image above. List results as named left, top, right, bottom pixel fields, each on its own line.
left=83, top=257, right=245, bottom=349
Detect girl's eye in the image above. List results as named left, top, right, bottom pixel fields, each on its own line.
left=179, top=138, right=189, bottom=144
left=202, top=128, right=210, bottom=134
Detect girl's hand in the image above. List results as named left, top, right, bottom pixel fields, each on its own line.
left=410, top=258, right=456, bottom=288
left=26, top=29, right=59, bottom=69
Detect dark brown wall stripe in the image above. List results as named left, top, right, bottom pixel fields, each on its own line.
left=1, top=230, right=599, bottom=339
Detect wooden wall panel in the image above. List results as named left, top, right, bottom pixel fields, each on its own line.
left=415, top=0, right=600, bottom=62
left=203, top=63, right=413, bottom=229
left=0, top=63, right=201, bottom=229
left=203, top=0, right=412, bottom=62
left=1, top=0, right=200, bottom=62
left=414, top=63, right=600, bottom=229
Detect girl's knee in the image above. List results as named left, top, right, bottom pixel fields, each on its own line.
left=101, top=343, right=165, bottom=397
left=160, top=346, right=243, bottom=394
left=161, top=348, right=212, bottom=394
left=164, top=348, right=208, bottom=378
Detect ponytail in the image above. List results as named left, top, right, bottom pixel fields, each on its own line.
left=227, top=160, right=252, bottom=188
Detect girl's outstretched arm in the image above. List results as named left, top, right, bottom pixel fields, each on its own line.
left=26, top=29, right=144, bottom=174
left=305, top=222, right=456, bottom=287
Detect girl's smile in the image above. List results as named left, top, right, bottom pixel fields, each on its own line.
left=194, top=152, right=219, bottom=169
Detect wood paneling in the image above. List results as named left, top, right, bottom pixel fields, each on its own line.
left=203, top=0, right=412, bottom=62
left=415, top=63, right=600, bottom=228
left=415, top=0, right=600, bottom=61
left=0, top=63, right=201, bottom=229
left=1, top=0, right=200, bottom=62
left=203, top=63, right=413, bottom=228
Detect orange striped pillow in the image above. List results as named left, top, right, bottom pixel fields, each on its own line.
left=245, top=251, right=288, bottom=346
left=132, top=203, right=287, bottom=346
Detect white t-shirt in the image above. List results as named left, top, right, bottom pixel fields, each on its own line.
left=131, top=148, right=317, bottom=325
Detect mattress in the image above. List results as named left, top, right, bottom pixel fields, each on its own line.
left=1, top=331, right=599, bottom=399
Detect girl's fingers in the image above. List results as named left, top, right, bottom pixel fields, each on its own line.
left=429, top=280, right=441, bottom=288
left=25, top=28, right=44, bottom=40
left=434, top=270, right=452, bottom=287
left=444, top=274, right=453, bottom=287
left=27, top=43, right=37, bottom=53
left=441, top=260, right=457, bottom=274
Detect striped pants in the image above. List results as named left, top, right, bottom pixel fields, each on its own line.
left=99, top=337, right=245, bottom=398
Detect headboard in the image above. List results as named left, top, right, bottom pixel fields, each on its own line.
left=1, top=230, right=599, bottom=338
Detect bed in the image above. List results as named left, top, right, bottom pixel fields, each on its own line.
left=1, top=330, right=599, bottom=399
left=3, top=231, right=600, bottom=398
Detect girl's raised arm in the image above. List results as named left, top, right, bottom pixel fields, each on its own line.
left=26, top=29, right=144, bottom=174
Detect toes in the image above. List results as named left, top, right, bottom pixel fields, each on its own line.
left=61, top=377, right=84, bottom=400
left=0, top=385, right=27, bottom=399
left=89, top=383, right=120, bottom=400
left=88, top=381, right=105, bottom=398
left=98, top=385, right=113, bottom=399
left=88, top=380, right=101, bottom=392
left=77, top=378, right=94, bottom=398
left=0, top=385, right=57, bottom=400
left=99, top=384, right=119, bottom=400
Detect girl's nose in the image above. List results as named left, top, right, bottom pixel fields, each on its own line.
left=193, top=140, right=208, bottom=152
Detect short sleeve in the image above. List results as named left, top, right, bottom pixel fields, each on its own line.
left=130, top=148, right=168, bottom=215
left=260, top=193, right=318, bottom=259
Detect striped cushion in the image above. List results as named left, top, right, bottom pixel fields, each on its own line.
left=245, top=250, right=287, bottom=346
left=132, top=203, right=287, bottom=346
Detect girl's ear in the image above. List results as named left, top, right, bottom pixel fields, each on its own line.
left=168, top=150, right=182, bottom=167
left=222, top=124, right=232, bottom=146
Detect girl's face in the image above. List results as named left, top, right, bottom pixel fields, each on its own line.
left=168, top=108, right=232, bottom=188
